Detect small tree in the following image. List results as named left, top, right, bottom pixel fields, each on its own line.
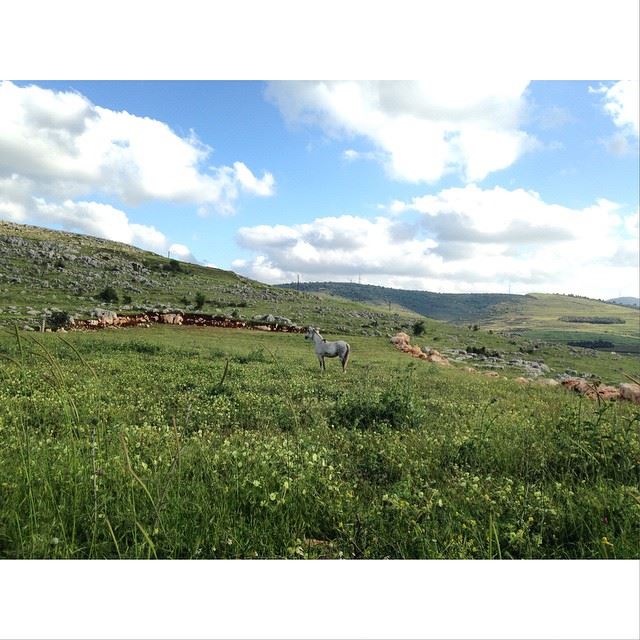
left=97, top=286, right=119, bottom=303
left=164, top=259, right=185, bottom=273
left=413, top=320, right=426, bottom=337
left=194, top=292, right=206, bottom=310
left=49, top=311, right=72, bottom=330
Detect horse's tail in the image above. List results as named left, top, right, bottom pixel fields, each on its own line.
left=342, top=342, right=351, bottom=372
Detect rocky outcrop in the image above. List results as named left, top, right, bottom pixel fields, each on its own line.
left=559, top=377, right=640, bottom=403
left=619, top=383, right=640, bottom=404
left=67, top=312, right=306, bottom=333
left=390, top=332, right=451, bottom=365
left=160, top=313, right=183, bottom=325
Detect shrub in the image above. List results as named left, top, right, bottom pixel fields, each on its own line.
left=560, top=316, right=625, bottom=325
left=97, top=286, right=119, bottom=303
left=412, top=320, right=426, bottom=337
left=568, top=340, right=615, bottom=350
left=48, top=311, right=72, bottom=330
left=331, top=383, right=422, bottom=431
left=164, top=259, right=186, bottom=274
left=195, top=292, right=206, bottom=310
left=466, top=345, right=501, bottom=358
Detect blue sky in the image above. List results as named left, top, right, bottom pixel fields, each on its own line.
left=1, top=79, right=638, bottom=299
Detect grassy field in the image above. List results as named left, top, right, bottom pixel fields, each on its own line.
left=484, top=293, right=640, bottom=352
left=1, top=324, right=638, bottom=559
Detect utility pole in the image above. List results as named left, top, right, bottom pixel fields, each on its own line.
left=297, top=274, right=300, bottom=292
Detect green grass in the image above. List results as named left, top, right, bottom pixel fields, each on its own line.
left=1, top=325, right=638, bottom=559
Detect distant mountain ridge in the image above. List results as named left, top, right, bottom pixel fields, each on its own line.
left=607, top=297, right=640, bottom=308
left=278, top=281, right=526, bottom=322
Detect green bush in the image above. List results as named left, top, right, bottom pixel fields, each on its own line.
left=195, top=292, right=206, bottom=310
left=97, top=286, right=119, bottom=303
left=48, top=310, right=72, bottom=330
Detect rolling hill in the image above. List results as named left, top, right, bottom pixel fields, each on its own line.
left=278, top=281, right=640, bottom=353
left=1, top=220, right=638, bottom=356
left=0, top=220, right=421, bottom=337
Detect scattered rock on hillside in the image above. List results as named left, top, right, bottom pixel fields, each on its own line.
left=390, top=332, right=451, bottom=365
left=561, top=377, right=626, bottom=402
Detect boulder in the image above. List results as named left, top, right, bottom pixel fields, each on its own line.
left=160, top=313, right=184, bottom=325
left=91, top=308, right=118, bottom=326
left=596, top=385, right=620, bottom=401
left=619, top=383, right=640, bottom=404
left=390, top=332, right=411, bottom=346
left=425, top=351, right=451, bottom=366
left=562, top=377, right=592, bottom=395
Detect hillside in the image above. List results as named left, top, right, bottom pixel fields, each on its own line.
left=279, top=281, right=524, bottom=322
left=0, top=221, right=420, bottom=336
left=1, top=221, right=639, bottom=378
left=279, top=281, right=640, bottom=353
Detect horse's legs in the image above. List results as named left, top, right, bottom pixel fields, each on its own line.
left=317, top=355, right=324, bottom=371
left=341, top=345, right=350, bottom=373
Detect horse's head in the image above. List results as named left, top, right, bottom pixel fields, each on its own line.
left=304, top=326, right=319, bottom=340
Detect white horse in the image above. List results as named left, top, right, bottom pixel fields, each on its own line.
left=304, top=326, right=351, bottom=372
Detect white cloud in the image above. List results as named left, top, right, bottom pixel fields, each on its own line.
left=231, top=161, right=275, bottom=197
left=233, top=185, right=638, bottom=298
left=0, top=81, right=277, bottom=262
left=595, top=81, right=639, bottom=137
left=343, top=149, right=381, bottom=162
left=266, top=80, right=534, bottom=183
left=591, top=81, right=639, bottom=155
left=0, top=81, right=275, bottom=211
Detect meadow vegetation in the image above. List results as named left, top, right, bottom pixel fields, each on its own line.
left=1, top=325, right=638, bottom=559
